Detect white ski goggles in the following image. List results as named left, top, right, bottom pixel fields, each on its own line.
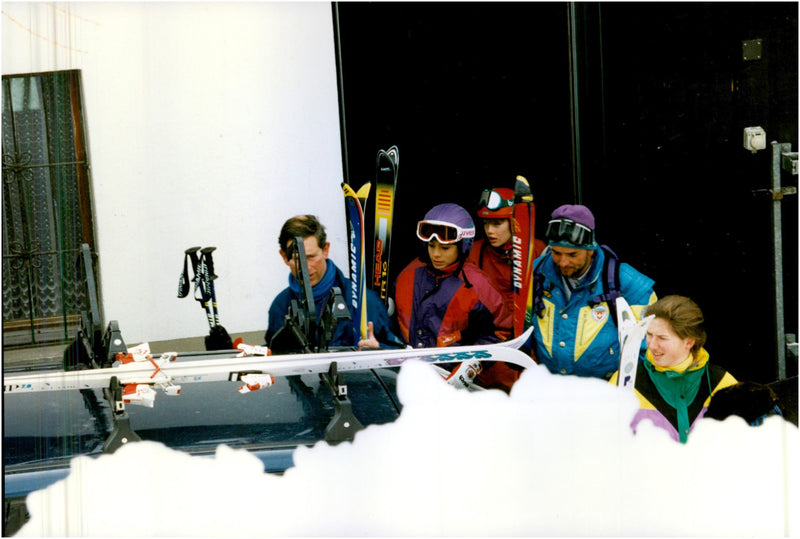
left=478, top=189, right=514, bottom=211
left=416, top=220, right=475, bottom=244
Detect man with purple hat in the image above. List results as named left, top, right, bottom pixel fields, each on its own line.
left=530, top=204, right=656, bottom=379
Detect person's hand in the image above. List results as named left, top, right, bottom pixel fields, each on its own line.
left=357, top=321, right=381, bottom=350
left=445, top=359, right=483, bottom=389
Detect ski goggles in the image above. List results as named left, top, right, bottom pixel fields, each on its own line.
left=478, top=189, right=514, bottom=211
left=545, top=218, right=595, bottom=247
left=416, top=220, right=475, bottom=244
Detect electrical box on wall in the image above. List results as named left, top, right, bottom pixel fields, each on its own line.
left=743, top=126, right=767, bottom=153
left=742, top=39, right=763, bottom=61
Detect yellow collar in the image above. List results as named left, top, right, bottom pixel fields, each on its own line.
left=647, top=347, right=710, bottom=373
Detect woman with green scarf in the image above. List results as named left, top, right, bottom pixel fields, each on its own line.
left=610, top=295, right=737, bottom=443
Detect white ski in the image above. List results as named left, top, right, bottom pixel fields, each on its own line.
left=615, top=297, right=653, bottom=389
left=4, top=327, right=535, bottom=396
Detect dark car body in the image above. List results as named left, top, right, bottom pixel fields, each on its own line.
left=3, top=365, right=402, bottom=535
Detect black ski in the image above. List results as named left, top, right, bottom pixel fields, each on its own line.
left=372, top=146, right=399, bottom=309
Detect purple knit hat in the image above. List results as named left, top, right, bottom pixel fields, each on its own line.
left=546, top=204, right=597, bottom=248
left=551, top=204, right=595, bottom=229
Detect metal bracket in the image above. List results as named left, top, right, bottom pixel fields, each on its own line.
left=787, top=334, right=798, bottom=361
left=101, top=320, right=127, bottom=367
left=322, top=286, right=351, bottom=346
left=79, top=244, right=102, bottom=350
left=320, top=362, right=364, bottom=444
left=771, top=141, right=795, bottom=381
left=101, top=376, right=141, bottom=453
left=772, top=186, right=796, bottom=200
left=782, top=151, right=798, bottom=175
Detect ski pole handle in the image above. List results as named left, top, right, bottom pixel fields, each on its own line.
left=200, top=247, right=217, bottom=280
left=178, top=247, right=201, bottom=298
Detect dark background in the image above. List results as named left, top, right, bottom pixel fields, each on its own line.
left=334, top=2, right=798, bottom=384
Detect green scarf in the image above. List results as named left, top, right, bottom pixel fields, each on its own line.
left=644, top=349, right=710, bottom=443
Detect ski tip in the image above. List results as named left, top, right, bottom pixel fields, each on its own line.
left=514, top=176, right=533, bottom=200
left=640, top=314, right=655, bottom=328
left=184, top=246, right=201, bottom=253
left=505, top=325, right=534, bottom=348
left=356, top=182, right=372, bottom=199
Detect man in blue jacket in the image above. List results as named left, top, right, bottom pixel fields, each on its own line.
left=530, top=204, right=656, bottom=379
left=265, top=214, right=404, bottom=352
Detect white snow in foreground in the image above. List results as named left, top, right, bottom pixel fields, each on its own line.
left=18, top=361, right=799, bottom=537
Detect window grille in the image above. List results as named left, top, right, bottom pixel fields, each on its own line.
left=2, top=70, right=96, bottom=347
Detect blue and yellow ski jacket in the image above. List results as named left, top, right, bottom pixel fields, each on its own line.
left=531, top=246, right=656, bottom=379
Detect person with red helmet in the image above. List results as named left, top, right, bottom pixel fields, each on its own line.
left=467, top=187, right=546, bottom=391
left=393, top=203, right=512, bottom=389
left=469, top=187, right=547, bottom=317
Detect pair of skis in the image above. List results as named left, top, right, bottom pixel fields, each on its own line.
left=341, top=145, right=399, bottom=347
left=3, top=327, right=535, bottom=401
left=177, top=246, right=232, bottom=350
left=512, top=175, right=536, bottom=338
left=343, top=183, right=371, bottom=344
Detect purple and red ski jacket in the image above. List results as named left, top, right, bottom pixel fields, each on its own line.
left=394, top=257, right=512, bottom=348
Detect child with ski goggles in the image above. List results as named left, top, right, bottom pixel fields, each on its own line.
left=395, top=203, right=512, bottom=389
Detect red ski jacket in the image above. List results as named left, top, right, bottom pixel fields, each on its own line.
left=467, top=237, right=547, bottom=319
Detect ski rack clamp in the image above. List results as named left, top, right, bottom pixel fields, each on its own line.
left=99, top=320, right=127, bottom=368
left=63, top=245, right=128, bottom=369
left=101, top=376, right=142, bottom=454
left=292, top=236, right=320, bottom=351
left=322, top=286, right=351, bottom=346
left=320, top=361, right=364, bottom=445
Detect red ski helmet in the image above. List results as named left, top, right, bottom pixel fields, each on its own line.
left=477, top=187, right=514, bottom=219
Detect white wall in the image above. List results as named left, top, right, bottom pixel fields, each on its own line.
left=2, top=2, right=348, bottom=343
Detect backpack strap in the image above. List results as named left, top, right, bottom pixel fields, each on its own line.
left=590, top=245, right=621, bottom=327
left=532, top=247, right=551, bottom=319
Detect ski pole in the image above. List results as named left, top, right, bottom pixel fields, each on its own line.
left=200, top=247, right=220, bottom=327
left=177, top=245, right=211, bottom=325
left=195, top=249, right=215, bottom=329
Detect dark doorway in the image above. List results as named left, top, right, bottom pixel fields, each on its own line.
left=334, top=2, right=797, bottom=383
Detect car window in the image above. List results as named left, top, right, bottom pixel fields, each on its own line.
left=3, top=369, right=401, bottom=470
